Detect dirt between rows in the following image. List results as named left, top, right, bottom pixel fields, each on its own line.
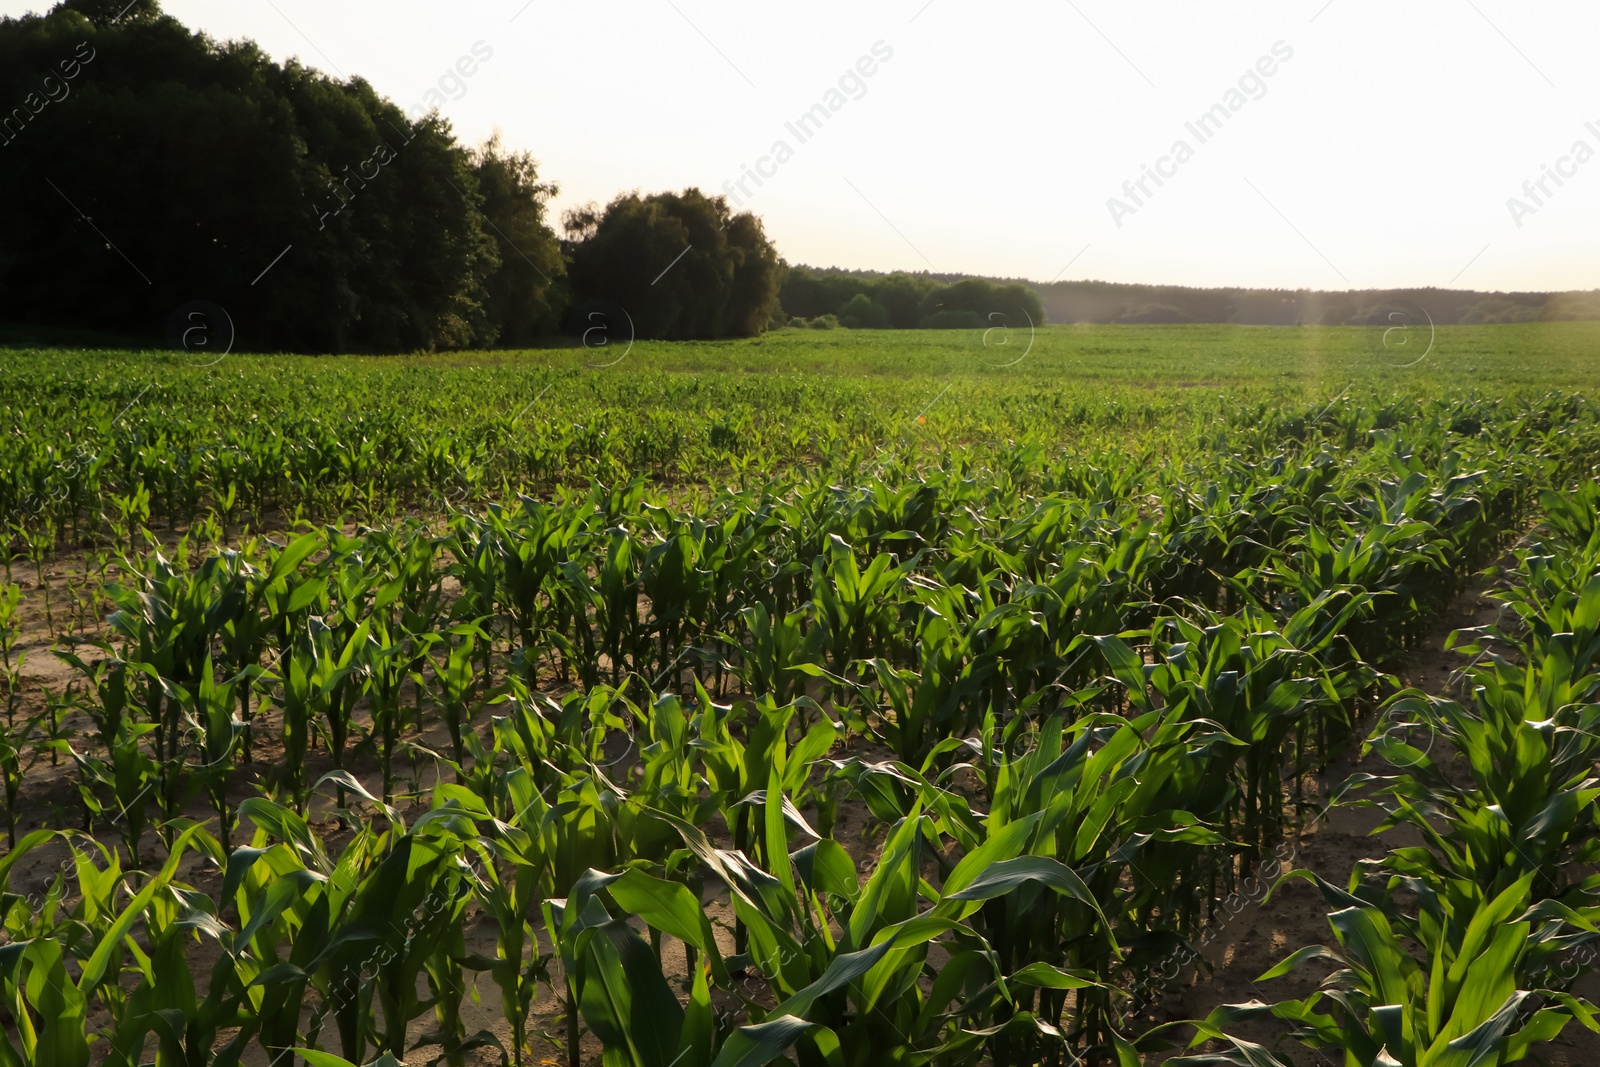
left=3, top=542, right=1598, bottom=1065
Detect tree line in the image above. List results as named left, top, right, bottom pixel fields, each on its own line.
left=0, top=0, right=785, bottom=351
left=1034, top=279, right=1600, bottom=327
left=779, top=267, right=1047, bottom=331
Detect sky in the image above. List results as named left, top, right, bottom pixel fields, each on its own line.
left=6, top=0, right=1599, bottom=292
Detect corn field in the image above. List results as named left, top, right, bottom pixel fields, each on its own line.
left=3, top=371, right=1600, bottom=1066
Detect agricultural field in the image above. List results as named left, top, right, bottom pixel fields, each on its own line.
left=3, top=323, right=1600, bottom=1067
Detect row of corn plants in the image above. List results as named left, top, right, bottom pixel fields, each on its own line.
left=1179, top=476, right=1600, bottom=1065
left=8, top=353, right=1564, bottom=556
left=3, top=393, right=1600, bottom=1065
left=26, top=406, right=1547, bottom=866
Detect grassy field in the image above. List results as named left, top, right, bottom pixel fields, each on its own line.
left=2, top=325, right=1600, bottom=1067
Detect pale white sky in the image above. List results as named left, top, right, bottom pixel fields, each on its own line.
left=7, top=0, right=1599, bottom=291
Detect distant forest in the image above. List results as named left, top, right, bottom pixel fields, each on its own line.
left=787, top=267, right=1600, bottom=329
left=1034, top=280, right=1600, bottom=327
left=778, top=268, right=1044, bottom=330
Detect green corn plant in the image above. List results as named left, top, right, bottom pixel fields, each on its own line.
left=103, top=546, right=240, bottom=842
left=272, top=641, right=322, bottom=815
left=479, top=683, right=627, bottom=889
left=458, top=775, right=554, bottom=1067
left=1259, top=515, right=1441, bottom=663
left=1365, top=509, right=1600, bottom=903
left=1362, top=684, right=1600, bottom=905
left=734, top=602, right=815, bottom=706
left=357, top=618, right=411, bottom=804
left=0, top=706, right=43, bottom=847
left=99, top=836, right=275, bottom=1067
left=694, top=687, right=836, bottom=872
left=0, top=581, right=24, bottom=729
left=1012, top=542, right=1133, bottom=697
left=809, top=537, right=912, bottom=675
left=1106, top=595, right=1368, bottom=856
left=312, top=617, right=374, bottom=808
left=162, top=656, right=248, bottom=852
left=13, top=512, right=58, bottom=633
left=859, top=582, right=1047, bottom=766
left=428, top=621, right=490, bottom=773
left=303, top=804, right=478, bottom=1063
left=618, top=688, right=718, bottom=856
left=539, top=866, right=723, bottom=1067
left=483, top=679, right=563, bottom=804
left=222, top=800, right=342, bottom=1067
left=368, top=521, right=451, bottom=736
left=444, top=512, right=503, bottom=676
left=651, top=778, right=1120, bottom=1067
left=594, top=523, right=645, bottom=685
left=214, top=543, right=279, bottom=763
left=368, top=519, right=447, bottom=637
left=957, top=712, right=1230, bottom=1062
left=640, top=521, right=716, bottom=683
left=1537, top=482, right=1600, bottom=550
left=261, top=532, right=332, bottom=674
left=474, top=686, right=702, bottom=1067
left=57, top=652, right=160, bottom=864
left=1185, top=876, right=1600, bottom=1067
left=109, top=481, right=153, bottom=548
left=0, top=825, right=207, bottom=1067
left=1461, top=551, right=1600, bottom=703
left=482, top=497, right=588, bottom=678
left=542, top=682, right=711, bottom=863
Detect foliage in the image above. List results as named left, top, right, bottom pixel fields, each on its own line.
left=565, top=188, right=782, bottom=340
left=3, top=337, right=1600, bottom=1067
left=780, top=266, right=1046, bottom=330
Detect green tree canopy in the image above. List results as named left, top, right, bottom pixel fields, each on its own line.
left=0, top=1, right=573, bottom=352
left=780, top=266, right=1046, bottom=331
left=838, top=293, right=889, bottom=329
left=564, top=189, right=782, bottom=340
left=471, top=135, right=567, bottom=346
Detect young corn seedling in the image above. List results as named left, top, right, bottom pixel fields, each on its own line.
left=809, top=538, right=912, bottom=676
left=428, top=621, right=489, bottom=774
left=734, top=602, right=815, bottom=706
left=0, top=826, right=208, bottom=1067
left=0, top=706, right=43, bottom=846
left=458, top=775, right=555, bottom=1067
left=57, top=651, right=160, bottom=863
left=163, top=656, right=247, bottom=852
left=0, top=581, right=25, bottom=729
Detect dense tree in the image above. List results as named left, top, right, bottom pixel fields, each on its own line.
left=564, top=189, right=782, bottom=340
left=918, top=278, right=1044, bottom=329
left=838, top=293, right=889, bottom=329
left=0, top=0, right=522, bottom=352
left=1114, top=304, right=1192, bottom=325
left=780, top=266, right=1046, bottom=331
left=1031, top=280, right=1598, bottom=327
left=471, top=135, right=567, bottom=346
left=61, top=0, right=160, bottom=24
left=781, top=267, right=940, bottom=326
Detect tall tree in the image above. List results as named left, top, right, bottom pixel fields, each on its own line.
left=0, top=0, right=497, bottom=352
left=564, top=189, right=782, bottom=340
left=471, top=135, right=567, bottom=346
